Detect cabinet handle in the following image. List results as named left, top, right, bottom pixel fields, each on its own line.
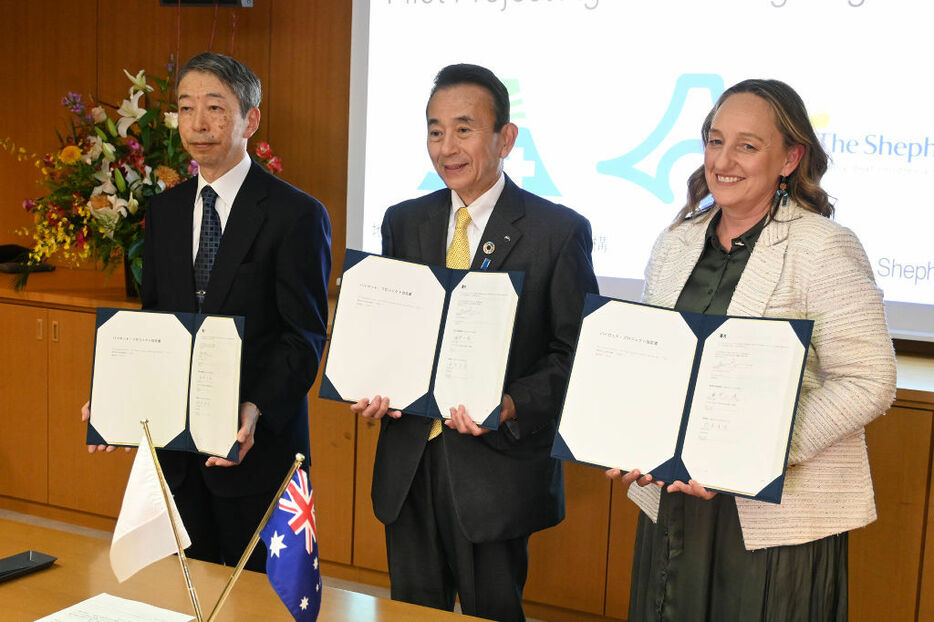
left=36, top=318, right=44, bottom=341
left=51, top=320, right=60, bottom=343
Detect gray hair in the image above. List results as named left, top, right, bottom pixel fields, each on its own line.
left=178, top=52, right=261, bottom=118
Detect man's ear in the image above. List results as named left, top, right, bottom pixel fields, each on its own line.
left=244, top=107, right=261, bottom=139
left=498, top=122, right=519, bottom=159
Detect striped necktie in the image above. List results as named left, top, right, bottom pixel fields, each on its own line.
left=429, top=206, right=472, bottom=440
left=194, top=185, right=221, bottom=310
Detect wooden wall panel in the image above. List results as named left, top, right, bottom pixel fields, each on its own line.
left=47, top=309, right=134, bottom=515
left=525, top=463, right=611, bottom=614
left=0, top=1, right=98, bottom=246
left=268, top=0, right=352, bottom=291
left=96, top=0, right=271, bottom=136
left=0, top=304, right=49, bottom=502
left=850, top=407, right=931, bottom=622
left=1, top=0, right=349, bottom=287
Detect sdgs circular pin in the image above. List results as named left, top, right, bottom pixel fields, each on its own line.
left=482, top=241, right=495, bottom=255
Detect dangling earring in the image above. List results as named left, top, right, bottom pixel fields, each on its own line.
left=774, top=176, right=789, bottom=207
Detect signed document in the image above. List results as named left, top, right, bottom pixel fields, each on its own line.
left=36, top=593, right=192, bottom=622
left=87, top=309, right=243, bottom=460
left=321, top=250, right=522, bottom=429
left=553, top=295, right=812, bottom=503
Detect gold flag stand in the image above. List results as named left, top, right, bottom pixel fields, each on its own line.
left=140, top=420, right=204, bottom=622
left=206, top=453, right=305, bottom=622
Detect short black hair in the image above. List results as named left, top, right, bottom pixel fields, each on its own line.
left=428, top=64, right=510, bottom=131
left=178, top=52, right=261, bottom=118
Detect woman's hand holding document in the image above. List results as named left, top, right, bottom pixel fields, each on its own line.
left=553, top=295, right=812, bottom=503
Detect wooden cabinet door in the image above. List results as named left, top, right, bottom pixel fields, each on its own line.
left=308, top=383, right=356, bottom=565
left=850, top=406, right=931, bottom=622
left=524, top=462, right=612, bottom=615
left=352, top=416, right=389, bottom=572
left=47, top=309, right=133, bottom=516
left=0, top=303, right=49, bottom=502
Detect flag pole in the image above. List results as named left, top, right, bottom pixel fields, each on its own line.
left=141, top=420, right=204, bottom=622
left=206, top=453, right=305, bottom=622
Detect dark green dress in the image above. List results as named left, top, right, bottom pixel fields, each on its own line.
left=628, top=213, right=848, bottom=622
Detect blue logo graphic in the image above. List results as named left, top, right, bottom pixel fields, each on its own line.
left=597, top=74, right=724, bottom=203
left=420, top=80, right=560, bottom=197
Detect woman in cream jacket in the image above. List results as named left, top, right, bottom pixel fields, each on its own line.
left=610, top=79, right=896, bottom=622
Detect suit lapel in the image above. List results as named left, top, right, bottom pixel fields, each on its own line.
left=727, top=204, right=799, bottom=317
left=167, top=182, right=197, bottom=301
left=416, top=192, right=451, bottom=266
left=204, top=163, right=267, bottom=310
left=473, top=177, right=523, bottom=271
left=652, top=219, right=707, bottom=307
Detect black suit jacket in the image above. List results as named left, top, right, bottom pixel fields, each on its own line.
left=142, top=161, right=331, bottom=497
left=371, top=176, right=598, bottom=542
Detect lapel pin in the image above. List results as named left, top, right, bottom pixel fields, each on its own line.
left=483, top=241, right=495, bottom=255
left=503, top=235, right=511, bottom=243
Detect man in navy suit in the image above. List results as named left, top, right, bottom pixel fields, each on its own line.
left=86, top=52, right=331, bottom=572
left=352, top=64, right=598, bottom=621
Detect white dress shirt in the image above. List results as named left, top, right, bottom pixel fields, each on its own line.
left=445, top=173, right=506, bottom=263
left=191, top=152, right=252, bottom=261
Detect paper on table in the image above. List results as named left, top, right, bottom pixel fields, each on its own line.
left=433, top=271, right=519, bottom=424
left=558, top=302, right=697, bottom=471
left=90, top=312, right=192, bottom=447
left=681, top=318, right=804, bottom=495
left=188, top=316, right=241, bottom=457
left=326, top=255, right=446, bottom=409
left=35, top=592, right=192, bottom=622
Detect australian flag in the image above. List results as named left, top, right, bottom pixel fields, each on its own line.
left=260, top=468, right=322, bottom=621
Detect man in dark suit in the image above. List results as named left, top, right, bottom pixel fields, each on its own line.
left=352, top=64, right=598, bottom=621
left=85, top=52, right=331, bottom=572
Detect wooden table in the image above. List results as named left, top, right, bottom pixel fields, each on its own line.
left=0, top=518, right=478, bottom=621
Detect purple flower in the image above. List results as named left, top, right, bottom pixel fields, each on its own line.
left=187, top=159, right=199, bottom=176
left=61, top=92, right=85, bottom=114
left=125, top=136, right=141, bottom=152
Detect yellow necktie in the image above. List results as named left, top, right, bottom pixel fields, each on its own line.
left=428, top=207, right=472, bottom=440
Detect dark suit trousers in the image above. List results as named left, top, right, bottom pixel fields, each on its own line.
left=385, top=436, right=529, bottom=622
left=172, top=454, right=275, bottom=573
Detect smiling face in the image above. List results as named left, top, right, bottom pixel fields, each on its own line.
left=426, top=84, right=517, bottom=206
left=177, top=70, right=259, bottom=182
left=704, top=92, right=803, bottom=219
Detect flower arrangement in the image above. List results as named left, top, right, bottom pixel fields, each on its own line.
left=10, top=59, right=283, bottom=294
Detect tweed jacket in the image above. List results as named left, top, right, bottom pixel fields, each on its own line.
left=628, top=201, right=897, bottom=550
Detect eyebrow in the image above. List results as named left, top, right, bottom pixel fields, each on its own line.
left=177, top=93, right=227, bottom=101
left=709, top=128, right=766, bottom=142
left=427, top=115, right=475, bottom=125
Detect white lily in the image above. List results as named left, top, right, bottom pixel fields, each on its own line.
left=127, top=193, right=139, bottom=215
left=163, top=111, right=178, bottom=129
left=123, top=69, right=154, bottom=95
left=88, top=194, right=129, bottom=239
left=101, top=141, right=116, bottom=161
left=93, top=160, right=115, bottom=187
left=83, top=136, right=103, bottom=164
left=123, top=165, right=153, bottom=194
left=116, top=91, right=147, bottom=137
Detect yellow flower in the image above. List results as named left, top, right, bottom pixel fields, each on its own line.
left=154, top=165, right=181, bottom=188
left=59, top=145, right=83, bottom=164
